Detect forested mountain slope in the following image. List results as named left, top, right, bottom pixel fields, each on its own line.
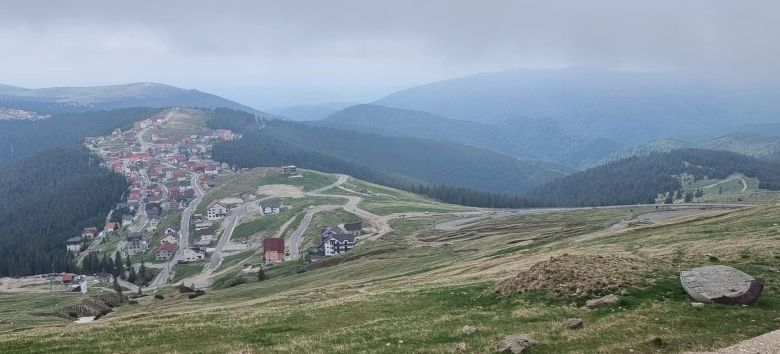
left=211, top=120, right=566, bottom=204
left=318, top=104, right=623, bottom=168
left=528, top=149, right=780, bottom=206
left=375, top=68, right=780, bottom=144
left=0, top=145, right=128, bottom=276
left=0, top=107, right=163, bottom=167
left=602, top=132, right=780, bottom=163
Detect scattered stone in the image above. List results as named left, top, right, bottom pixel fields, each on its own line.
left=564, top=317, right=584, bottom=329
left=498, top=334, right=536, bottom=353
left=461, top=325, right=477, bottom=335
left=357, top=287, right=369, bottom=294
left=680, top=265, right=764, bottom=305
left=585, top=294, right=620, bottom=309
left=691, top=302, right=705, bottom=308
left=452, top=342, right=467, bottom=352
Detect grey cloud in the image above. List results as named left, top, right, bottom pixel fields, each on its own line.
left=0, top=0, right=777, bottom=107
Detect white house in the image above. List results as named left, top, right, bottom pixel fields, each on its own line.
left=66, top=237, right=82, bottom=252
left=322, top=233, right=356, bottom=256
left=181, top=248, right=205, bottom=262
left=160, top=234, right=179, bottom=245
left=206, top=201, right=228, bottom=221
left=261, top=200, right=287, bottom=215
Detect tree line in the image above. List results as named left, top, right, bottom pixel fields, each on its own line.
left=527, top=149, right=780, bottom=206
left=0, top=145, right=129, bottom=276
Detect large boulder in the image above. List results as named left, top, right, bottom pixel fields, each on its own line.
left=498, top=334, right=536, bottom=353
left=680, top=265, right=763, bottom=305
left=564, top=317, right=584, bottom=329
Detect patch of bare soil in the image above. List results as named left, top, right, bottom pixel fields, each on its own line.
left=497, top=254, right=652, bottom=297
left=256, top=184, right=305, bottom=198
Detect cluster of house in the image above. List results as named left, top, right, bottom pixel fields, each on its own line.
left=154, top=225, right=180, bottom=261
left=308, top=222, right=363, bottom=259
left=65, top=226, right=102, bottom=252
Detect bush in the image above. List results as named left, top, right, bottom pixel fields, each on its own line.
left=188, top=290, right=206, bottom=299
left=177, top=284, right=194, bottom=293
left=224, top=277, right=246, bottom=288
left=154, top=294, right=165, bottom=300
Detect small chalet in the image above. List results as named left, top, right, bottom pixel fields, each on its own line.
left=343, top=222, right=363, bottom=236
left=207, top=201, right=228, bottom=221
left=156, top=242, right=176, bottom=261
left=181, top=248, right=205, bottom=262
left=66, top=237, right=83, bottom=252
left=261, top=200, right=287, bottom=215
left=161, top=234, right=178, bottom=245
left=81, top=226, right=99, bottom=240
left=263, top=238, right=285, bottom=263
left=95, top=272, right=113, bottom=283
left=105, top=222, right=119, bottom=233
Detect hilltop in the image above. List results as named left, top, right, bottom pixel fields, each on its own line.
left=0, top=82, right=264, bottom=115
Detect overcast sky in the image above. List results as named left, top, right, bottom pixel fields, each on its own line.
left=1, top=0, right=777, bottom=108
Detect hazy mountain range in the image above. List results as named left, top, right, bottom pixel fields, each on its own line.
left=0, top=82, right=264, bottom=114
left=4, top=68, right=780, bottom=169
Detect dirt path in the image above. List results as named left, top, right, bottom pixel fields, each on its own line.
left=701, top=175, right=748, bottom=192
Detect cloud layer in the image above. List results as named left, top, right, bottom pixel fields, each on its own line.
left=1, top=0, right=777, bottom=107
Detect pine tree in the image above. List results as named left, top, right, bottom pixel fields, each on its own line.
left=112, top=276, right=122, bottom=295
left=664, top=191, right=674, bottom=204
left=115, top=251, right=124, bottom=278
left=128, top=266, right=137, bottom=283
left=257, top=267, right=267, bottom=281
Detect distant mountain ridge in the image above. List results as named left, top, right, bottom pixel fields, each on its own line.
left=318, top=104, right=624, bottom=168
left=0, top=82, right=266, bottom=115
left=269, top=102, right=356, bottom=121
left=602, top=132, right=780, bottom=164
left=374, top=68, right=780, bottom=144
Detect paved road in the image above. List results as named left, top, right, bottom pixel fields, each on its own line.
left=116, top=278, right=139, bottom=293
left=287, top=175, right=352, bottom=259
left=151, top=175, right=203, bottom=286
left=207, top=203, right=249, bottom=270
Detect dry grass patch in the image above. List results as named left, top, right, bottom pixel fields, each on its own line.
left=498, top=254, right=656, bottom=297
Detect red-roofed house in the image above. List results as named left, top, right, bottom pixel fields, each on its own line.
left=263, top=238, right=285, bottom=263
left=155, top=242, right=177, bottom=261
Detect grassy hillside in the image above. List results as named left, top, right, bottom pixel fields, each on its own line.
left=2, top=193, right=779, bottom=353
